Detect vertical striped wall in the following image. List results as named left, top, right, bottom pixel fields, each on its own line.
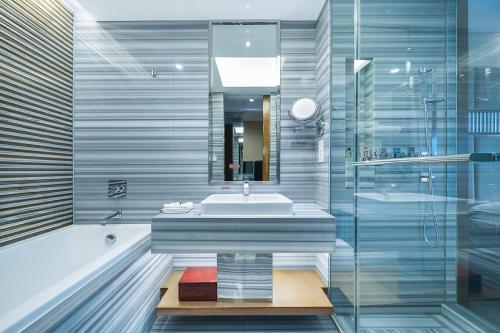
left=0, top=0, right=73, bottom=247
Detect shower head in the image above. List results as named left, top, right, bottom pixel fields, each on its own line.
left=419, top=67, right=433, bottom=74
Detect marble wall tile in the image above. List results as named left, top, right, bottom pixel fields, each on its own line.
left=217, top=253, right=273, bottom=301
left=0, top=0, right=73, bottom=246
left=73, top=19, right=328, bottom=223
left=73, top=16, right=332, bottom=270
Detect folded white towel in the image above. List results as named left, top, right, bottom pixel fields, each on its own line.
left=163, top=202, right=193, bottom=209
left=161, top=202, right=193, bottom=214
left=161, top=209, right=191, bottom=214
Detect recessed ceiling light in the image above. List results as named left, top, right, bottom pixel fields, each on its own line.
left=238, top=137, right=244, bottom=143
left=249, top=98, right=254, bottom=102
left=175, top=64, right=183, bottom=70
left=245, top=41, right=251, bottom=48
left=214, top=57, right=280, bottom=88
left=390, top=68, right=400, bottom=74
left=234, top=126, right=244, bottom=134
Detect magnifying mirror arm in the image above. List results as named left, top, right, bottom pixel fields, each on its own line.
left=291, top=119, right=325, bottom=137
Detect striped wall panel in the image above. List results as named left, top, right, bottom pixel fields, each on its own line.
left=209, top=92, right=224, bottom=181
left=173, top=253, right=318, bottom=270
left=329, top=0, right=357, bottom=317
left=73, top=18, right=331, bottom=270
left=314, top=1, right=332, bottom=276
left=0, top=0, right=73, bottom=247
left=73, top=19, right=323, bottom=225
left=270, top=94, right=279, bottom=180
left=73, top=20, right=212, bottom=224
left=315, top=0, right=331, bottom=208
left=278, top=21, right=318, bottom=201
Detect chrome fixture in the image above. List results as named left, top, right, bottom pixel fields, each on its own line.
left=316, top=118, right=326, bottom=137
left=288, top=97, right=325, bottom=136
left=151, top=69, right=158, bottom=78
left=105, top=233, right=117, bottom=245
left=406, top=47, right=414, bottom=87
left=419, top=67, right=445, bottom=248
left=243, top=177, right=250, bottom=196
left=102, top=210, right=122, bottom=225
left=353, top=152, right=498, bottom=166
left=108, top=179, right=127, bottom=199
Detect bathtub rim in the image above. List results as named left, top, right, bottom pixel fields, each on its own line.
left=0, top=224, right=151, bottom=333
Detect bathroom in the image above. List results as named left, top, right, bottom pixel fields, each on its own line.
left=1, top=0, right=499, bottom=332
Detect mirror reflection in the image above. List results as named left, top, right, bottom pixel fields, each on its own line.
left=209, top=22, right=280, bottom=183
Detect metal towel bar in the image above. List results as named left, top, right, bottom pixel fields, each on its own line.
left=353, top=153, right=498, bottom=166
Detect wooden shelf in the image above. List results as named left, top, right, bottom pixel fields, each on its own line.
left=157, top=270, right=333, bottom=316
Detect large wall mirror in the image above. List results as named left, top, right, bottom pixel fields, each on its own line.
left=209, top=22, right=280, bottom=183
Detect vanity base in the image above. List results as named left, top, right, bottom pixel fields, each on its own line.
left=157, top=270, right=333, bottom=316
left=217, top=253, right=272, bottom=301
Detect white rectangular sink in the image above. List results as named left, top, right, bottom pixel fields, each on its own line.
left=201, top=193, right=293, bottom=216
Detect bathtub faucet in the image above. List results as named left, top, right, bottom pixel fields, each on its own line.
left=102, top=210, right=122, bottom=225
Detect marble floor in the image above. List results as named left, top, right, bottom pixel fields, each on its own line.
left=337, top=314, right=470, bottom=333
left=151, top=315, right=338, bottom=333
left=467, top=300, right=500, bottom=328
left=150, top=314, right=471, bottom=333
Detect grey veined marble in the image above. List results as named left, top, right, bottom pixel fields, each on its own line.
left=217, top=253, right=273, bottom=301
left=151, top=204, right=335, bottom=254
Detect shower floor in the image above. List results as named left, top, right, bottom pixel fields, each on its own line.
left=336, top=314, right=470, bottom=333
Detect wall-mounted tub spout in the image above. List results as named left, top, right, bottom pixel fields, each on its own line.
left=102, top=210, right=122, bottom=226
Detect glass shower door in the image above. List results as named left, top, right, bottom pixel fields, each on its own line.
left=349, top=0, right=500, bottom=332
left=450, top=0, right=500, bottom=331
left=329, top=0, right=500, bottom=331
left=354, top=155, right=500, bottom=332
left=352, top=0, right=451, bottom=329
left=451, top=158, right=500, bottom=332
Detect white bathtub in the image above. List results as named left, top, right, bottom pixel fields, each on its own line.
left=0, top=224, right=151, bottom=333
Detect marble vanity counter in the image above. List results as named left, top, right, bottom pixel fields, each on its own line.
left=151, top=203, right=335, bottom=253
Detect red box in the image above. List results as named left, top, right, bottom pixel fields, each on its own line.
left=179, top=267, right=217, bottom=301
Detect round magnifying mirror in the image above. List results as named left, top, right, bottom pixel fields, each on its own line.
left=289, top=98, right=320, bottom=123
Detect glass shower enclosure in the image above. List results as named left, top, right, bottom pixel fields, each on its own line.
left=329, top=0, right=500, bottom=332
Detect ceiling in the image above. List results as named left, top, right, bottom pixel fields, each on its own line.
left=75, top=0, right=327, bottom=21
